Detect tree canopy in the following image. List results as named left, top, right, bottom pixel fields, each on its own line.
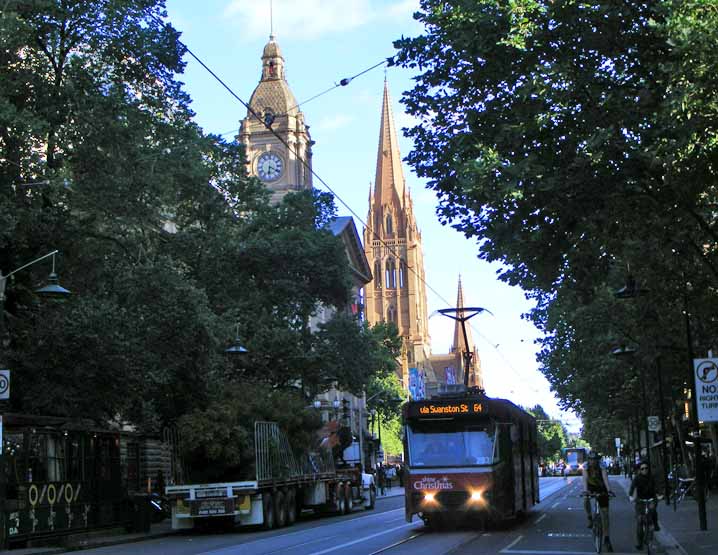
left=394, top=1, right=718, bottom=447
left=0, top=0, right=393, bottom=444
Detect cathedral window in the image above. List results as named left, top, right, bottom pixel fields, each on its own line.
left=399, top=259, right=407, bottom=288
left=388, top=305, right=396, bottom=323
left=374, top=261, right=382, bottom=289
left=385, top=259, right=396, bottom=289
left=386, top=214, right=393, bottom=236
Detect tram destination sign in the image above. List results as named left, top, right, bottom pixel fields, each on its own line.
left=407, top=400, right=484, bottom=418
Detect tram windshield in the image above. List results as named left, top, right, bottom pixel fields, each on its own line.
left=406, top=421, right=496, bottom=467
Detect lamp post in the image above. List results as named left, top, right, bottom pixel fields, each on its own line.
left=610, top=345, right=650, bottom=472
left=436, top=306, right=492, bottom=388
left=615, top=274, right=706, bottom=526
left=0, top=250, right=70, bottom=550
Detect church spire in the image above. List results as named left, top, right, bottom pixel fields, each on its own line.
left=451, top=275, right=475, bottom=356
left=373, top=80, right=406, bottom=207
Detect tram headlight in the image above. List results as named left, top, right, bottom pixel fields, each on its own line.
left=424, top=492, right=436, bottom=503
left=470, top=491, right=482, bottom=502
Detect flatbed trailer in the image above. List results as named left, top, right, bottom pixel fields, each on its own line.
left=166, top=422, right=375, bottom=530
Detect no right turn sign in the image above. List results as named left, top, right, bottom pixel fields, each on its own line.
left=694, top=358, right=718, bottom=423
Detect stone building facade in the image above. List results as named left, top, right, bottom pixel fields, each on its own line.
left=362, top=81, right=436, bottom=392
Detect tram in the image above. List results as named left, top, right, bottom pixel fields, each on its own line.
left=402, top=388, right=539, bottom=528
left=0, top=413, right=169, bottom=548
left=562, top=447, right=588, bottom=476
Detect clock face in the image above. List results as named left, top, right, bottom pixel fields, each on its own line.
left=257, top=152, right=284, bottom=182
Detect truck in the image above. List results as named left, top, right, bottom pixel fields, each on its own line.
left=165, top=421, right=376, bottom=530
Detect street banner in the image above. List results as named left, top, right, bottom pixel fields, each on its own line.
left=693, top=358, right=718, bottom=422
left=409, top=368, right=425, bottom=400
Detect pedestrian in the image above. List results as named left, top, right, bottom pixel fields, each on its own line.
left=377, top=464, right=386, bottom=495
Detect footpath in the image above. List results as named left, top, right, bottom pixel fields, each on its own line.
left=612, top=475, right=718, bottom=555
left=0, top=486, right=405, bottom=555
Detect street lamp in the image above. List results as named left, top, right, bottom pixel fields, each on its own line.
left=1, top=250, right=71, bottom=345
left=225, top=323, right=248, bottom=354
left=436, top=306, right=492, bottom=388
left=0, top=250, right=70, bottom=304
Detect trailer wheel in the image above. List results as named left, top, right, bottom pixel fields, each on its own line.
left=262, top=493, right=275, bottom=530
left=336, top=484, right=347, bottom=514
left=286, top=488, right=297, bottom=525
left=365, top=485, right=376, bottom=510
left=274, top=490, right=287, bottom=528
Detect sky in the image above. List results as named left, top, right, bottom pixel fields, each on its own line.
left=164, top=0, right=582, bottom=433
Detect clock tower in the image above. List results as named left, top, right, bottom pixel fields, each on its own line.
left=239, top=35, right=313, bottom=203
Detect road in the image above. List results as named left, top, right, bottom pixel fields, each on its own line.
left=72, top=477, right=653, bottom=555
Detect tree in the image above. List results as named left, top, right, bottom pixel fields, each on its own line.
left=526, top=404, right=568, bottom=463
left=0, top=1, right=385, bottom=438
left=393, top=1, right=718, bottom=444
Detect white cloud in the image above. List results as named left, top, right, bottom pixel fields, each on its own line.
left=222, top=0, right=420, bottom=41
left=224, top=0, right=371, bottom=40
left=315, top=113, right=354, bottom=132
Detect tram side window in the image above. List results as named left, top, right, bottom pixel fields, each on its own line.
left=67, top=435, right=83, bottom=481
left=96, top=436, right=121, bottom=481
left=28, top=433, right=66, bottom=482
left=47, top=433, right=65, bottom=481
left=3, top=432, right=26, bottom=500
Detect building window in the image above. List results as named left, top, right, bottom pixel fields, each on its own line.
left=385, top=259, right=396, bottom=289
left=388, top=305, right=396, bottom=323
left=374, top=260, right=382, bottom=288
left=386, top=215, right=393, bottom=236
left=399, top=259, right=406, bottom=288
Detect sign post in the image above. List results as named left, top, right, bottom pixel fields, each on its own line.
left=693, top=359, right=718, bottom=423
left=647, top=416, right=661, bottom=432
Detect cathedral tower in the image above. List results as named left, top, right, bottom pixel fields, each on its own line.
left=363, top=81, right=435, bottom=390
left=239, top=35, right=313, bottom=203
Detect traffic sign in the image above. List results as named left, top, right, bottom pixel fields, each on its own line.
left=0, top=370, right=9, bottom=400
left=694, top=358, right=718, bottom=423
left=647, top=416, right=661, bottom=432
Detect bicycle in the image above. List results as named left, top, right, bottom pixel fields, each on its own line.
left=635, top=497, right=659, bottom=554
left=582, top=491, right=615, bottom=553
left=672, top=476, right=710, bottom=509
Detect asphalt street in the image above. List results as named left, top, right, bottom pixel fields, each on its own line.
left=9, top=477, right=700, bottom=555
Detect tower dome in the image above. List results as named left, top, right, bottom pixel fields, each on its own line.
left=248, top=34, right=298, bottom=118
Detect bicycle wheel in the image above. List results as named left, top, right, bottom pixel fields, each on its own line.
left=645, top=521, right=653, bottom=555
left=593, top=513, right=603, bottom=553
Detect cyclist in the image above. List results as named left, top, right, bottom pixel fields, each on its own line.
left=629, top=461, right=661, bottom=550
left=582, top=451, right=614, bottom=552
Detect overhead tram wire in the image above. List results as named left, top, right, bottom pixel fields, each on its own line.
left=215, top=59, right=387, bottom=139
left=152, top=15, right=542, bottom=391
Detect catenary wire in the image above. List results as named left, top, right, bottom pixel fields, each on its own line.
left=215, top=58, right=388, bottom=138
left=150, top=15, right=547, bottom=395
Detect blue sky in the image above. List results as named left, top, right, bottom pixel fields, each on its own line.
left=165, top=0, right=581, bottom=433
